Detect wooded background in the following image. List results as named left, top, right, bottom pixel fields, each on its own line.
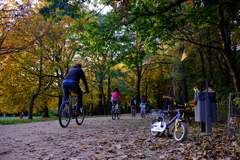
left=0, top=0, right=239, bottom=119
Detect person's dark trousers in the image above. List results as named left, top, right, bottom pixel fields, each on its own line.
left=62, top=80, right=83, bottom=108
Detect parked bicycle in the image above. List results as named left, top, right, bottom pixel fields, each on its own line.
left=150, top=96, right=188, bottom=142
left=111, top=101, right=121, bottom=120
left=150, top=108, right=188, bottom=142
left=58, top=91, right=85, bottom=128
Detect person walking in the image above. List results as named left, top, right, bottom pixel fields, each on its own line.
left=62, top=63, right=89, bottom=114
left=140, top=95, right=146, bottom=115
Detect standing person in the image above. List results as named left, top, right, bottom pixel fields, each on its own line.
left=62, top=63, right=89, bottom=114
left=130, top=97, right=136, bottom=116
left=20, top=112, right=23, bottom=119
left=111, top=88, right=124, bottom=112
left=140, top=95, right=146, bottom=115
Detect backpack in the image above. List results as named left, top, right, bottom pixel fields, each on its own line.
left=130, top=99, right=135, bottom=105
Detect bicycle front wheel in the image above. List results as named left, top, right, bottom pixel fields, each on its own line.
left=141, top=111, right=145, bottom=118
left=111, top=109, right=116, bottom=120
left=76, top=106, right=85, bottom=125
left=117, top=110, right=121, bottom=119
left=59, top=102, right=71, bottom=128
left=173, top=122, right=188, bottom=142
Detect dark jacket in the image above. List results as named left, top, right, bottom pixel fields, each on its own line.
left=64, top=64, right=89, bottom=92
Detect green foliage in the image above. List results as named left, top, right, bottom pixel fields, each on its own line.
left=39, top=0, right=83, bottom=21
left=1, top=0, right=240, bottom=116
left=0, top=117, right=58, bottom=125
left=233, top=97, right=240, bottom=105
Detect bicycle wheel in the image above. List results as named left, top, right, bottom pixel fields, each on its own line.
left=76, top=106, right=85, bottom=125
left=141, top=110, right=145, bottom=118
left=59, top=102, right=71, bottom=128
left=117, top=110, right=121, bottom=119
left=173, top=122, right=188, bottom=142
left=111, top=108, right=116, bottom=120
left=132, top=110, right=135, bottom=117
left=150, top=119, right=160, bottom=137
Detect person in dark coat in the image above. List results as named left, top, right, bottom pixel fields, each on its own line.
left=62, top=63, right=89, bottom=113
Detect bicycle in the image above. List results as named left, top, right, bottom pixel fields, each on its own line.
left=58, top=91, right=85, bottom=128
left=111, top=101, right=121, bottom=120
left=131, top=107, right=136, bottom=117
left=150, top=96, right=188, bottom=142
left=140, top=103, right=146, bottom=118
left=164, top=95, right=194, bottom=124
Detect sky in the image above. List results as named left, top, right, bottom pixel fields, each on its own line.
left=7, top=0, right=112, bottom=14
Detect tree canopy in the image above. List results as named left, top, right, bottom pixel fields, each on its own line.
left=0, top=0, right=239, bottom=117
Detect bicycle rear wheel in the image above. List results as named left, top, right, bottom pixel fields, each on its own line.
left=59, top=102, right=71, bottom=128
left=173, top=122, right=188, bottom=142
left=141, top=109, right=145, bottom=118
left=132, top=110, right=135, bottom=117
left=111, top=108, right=116, bottom=120
left=76, top=106, right=85, bottom=125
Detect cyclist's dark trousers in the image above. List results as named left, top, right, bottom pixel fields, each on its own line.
left=111, top=98, right=120, bottom=111
left=62, top=80, right=83, bottom=108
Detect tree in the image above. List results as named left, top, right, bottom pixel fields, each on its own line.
left=0, top=0, right=81, bottom=117
left=0, top=1, right=45, bottom=55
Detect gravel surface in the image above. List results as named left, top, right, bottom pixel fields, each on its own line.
left=0, top=114, right=159, bottom=160
left=1, top=113, right=238, bottom=160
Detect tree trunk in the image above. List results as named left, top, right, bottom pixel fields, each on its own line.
left=222, top=50, right=240, bottom=92
left=108, top=75, right=111, bottom=115
left=199, top=49, right=206, bottom=80
left=42, top=106, right=49, bottom=118
left=136, top=64, right=142, bottom=113
left=28, top=93, right=37, bottom=119
left=98, top=82, right=104, bottom=115
left=28, top=50, right=43, bottom=119
left=218, top=5, right=240, bottom=92
left=180, top=62, right=188, bottom=103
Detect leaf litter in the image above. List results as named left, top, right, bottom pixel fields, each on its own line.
left=0, top=114, right=239, bottom=160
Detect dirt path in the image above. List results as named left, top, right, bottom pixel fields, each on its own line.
left=0, top=114, right=159, bottom=160
left=1, top=113, right=239, bottom=160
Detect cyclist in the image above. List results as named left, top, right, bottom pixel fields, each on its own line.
left=62, top=63, right=89, bottom=114
left=111, top=88, right=124, bottom=113
left=130, top=97, right=136, bottom=115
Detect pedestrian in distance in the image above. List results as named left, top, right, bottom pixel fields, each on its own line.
left=20, top=112, right=23, bottom=119
left=140, top=95, right=146, bottom=116
left=130, top=97, right=136, bottom=116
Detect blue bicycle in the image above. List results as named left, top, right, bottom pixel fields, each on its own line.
left=59, top=91, right=85, bottom=128
left=150, top=108, right=188, bottom=142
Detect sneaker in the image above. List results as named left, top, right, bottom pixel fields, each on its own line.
left=75, top=108, right=82, bottom=115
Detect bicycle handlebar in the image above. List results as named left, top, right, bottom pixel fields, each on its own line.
left=163, top=95, right=186, bottom=109
left=163, top=95, right=172, bottom=99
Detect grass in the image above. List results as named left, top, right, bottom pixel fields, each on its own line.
left=0, top=115, right=109, bottom=125
left=0, top=116, right=58, bottom=125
